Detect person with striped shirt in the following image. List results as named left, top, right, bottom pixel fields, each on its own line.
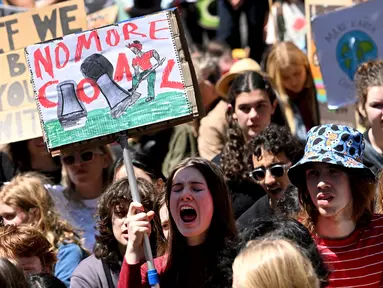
left=288, top=124, right=383, bottom=288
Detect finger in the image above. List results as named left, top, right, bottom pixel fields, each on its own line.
left=128, top=202, right=144, bottom=216
left=147, top=211, right=155, bottom=221
left=130, top=212, right=151, bottom=222
left=129, top=221, right=152, bottom=230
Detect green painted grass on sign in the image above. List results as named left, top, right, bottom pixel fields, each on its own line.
left=44, top=91, right=191, bottom=148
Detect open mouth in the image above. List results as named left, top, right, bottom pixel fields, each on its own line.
left=180, top=205, right=197, bottom=223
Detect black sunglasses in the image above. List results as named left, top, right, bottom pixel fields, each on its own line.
left=249, top=163, right=291, bottom=181
left=62, top=150, right=102, bottom=166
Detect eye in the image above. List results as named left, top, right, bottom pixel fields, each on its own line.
left=162, top=222, right=169, bottom=230
left=306, top=169, right=319, bottom=177
left=371, top=103, right=383, bottom=110
left=2, top=213, right=16, bottom=221
left=172, top=185, right=183, bottom=193
left=329, top=168, right=340, bottom=175
left=239, top=106, right=251, bottom=113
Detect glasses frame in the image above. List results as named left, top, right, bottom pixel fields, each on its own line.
left=249, top=162, right=291, bottom=182
left=62, top=149, right=104, bottom=166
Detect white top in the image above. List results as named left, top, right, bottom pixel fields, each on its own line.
left=47, top=185, right=100, bottom=252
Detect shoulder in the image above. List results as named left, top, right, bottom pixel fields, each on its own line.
left=71, top=255, right=105, bottom=287
left=236, top=195, right=268, bottom=229
left=211, top=153, right=222, bottom=166
left=57, top=243, right=85, bottom=264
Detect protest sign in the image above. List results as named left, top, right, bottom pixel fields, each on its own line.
left=0, top=0, right=87, bottom=54
left=312, top=0, right=383, bottom=109
left=87, top=4, right=119, bottom=29
left=0, top=49, right=41, bottom=144
left=305, top=0, right=360, bottom=128
left=25, top=9, right=202, bottom=153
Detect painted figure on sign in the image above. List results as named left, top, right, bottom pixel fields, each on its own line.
left=128, top=40, right=165, bottom=102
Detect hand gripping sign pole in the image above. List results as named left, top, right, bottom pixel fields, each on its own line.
left=118, top=133, right=160, bottom=288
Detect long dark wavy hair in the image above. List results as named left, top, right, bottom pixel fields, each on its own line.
left=94, top=178, right=164, bottom=271
left=221, top=71, right=286, bottom=183
left=161, top=157, right=237, bottom=287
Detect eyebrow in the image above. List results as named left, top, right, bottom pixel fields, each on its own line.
left=172, top=181, right=205, bottom=187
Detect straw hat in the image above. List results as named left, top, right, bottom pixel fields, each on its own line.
left=216, top=58, right=261, bottom=99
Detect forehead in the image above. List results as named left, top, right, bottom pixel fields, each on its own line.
left=172, top=166, right=206, bottom=184
left=235, top=90, right=270, bottom=105
left=305, top=162, right=343, bottom=170
left=0, top=203, right=16, bottom=214
left=280, top=64, right=304, bottom=76
left=252, top=147, right=289, bottom=167
left=367, top=86, right=383, bottom=102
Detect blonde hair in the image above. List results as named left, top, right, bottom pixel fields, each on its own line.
left=0, top=172, right=84, bottom=251
left=267, top=41, right=318, bottom=135
left=233, top=239, right=319, bottom=288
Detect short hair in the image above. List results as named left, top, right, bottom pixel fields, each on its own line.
left=0, top=225, right=56, bottom=271
left=94, top=178, right=163, bottom=270
left=251, top=124, right=304, bottom=165
left=28, top=273, right=66, bottom=288
left=0, top=258, right=28, bottom=288
left=233, top=239, right=319, bottom=288
left=354, top=60, right=383, bottom=127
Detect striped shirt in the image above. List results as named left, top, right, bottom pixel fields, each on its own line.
left=313, top=214, right=383, bottom=288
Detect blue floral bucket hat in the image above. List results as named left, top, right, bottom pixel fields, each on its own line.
left=288, top=124, right=375, bottom=187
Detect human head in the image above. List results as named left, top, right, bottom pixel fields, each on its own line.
left=62, top=145, right=114, bottom=194
left=235, top=216, right=329, bottom=287
left=27, top=273, right=66, bottom=288
left=127, top=40, right=142, bottom=54
left=233, top=238, right=320, bottom=288
left=226, top=71, right=278, bottom=141
left=112, top=152, right=165, bottom=192
left=6, top=138, right=60, bottom=173
left=0, top=172, right=81, bottom=248
left=0, top=258, right=28, bottom=288
left=267, top=41, right=309, bottom=95
left=355, top=60, right=383, bottom=128
left=250, top=124, right=304, bottom=205
left=192, top=52, right=221, bottom=112
left=0, top=225, right=56, bottom=276
left=94, top=178, right=163, bottom=267
left=155, top=191, right=169, bottom=241
left=206, top=40, right=233, bottom=75
left=288, top=124, right=375, bottom=232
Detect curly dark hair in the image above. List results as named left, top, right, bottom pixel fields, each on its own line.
left=94, top=178, right=163, bottom=271
left=221, top=71, right=286, bottom=183
left=355, top=60, right=383, bottom=127
left=251, top=123, right=304, bottom=165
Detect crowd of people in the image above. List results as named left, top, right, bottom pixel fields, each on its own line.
left=2, top=0, right=383, bottom=287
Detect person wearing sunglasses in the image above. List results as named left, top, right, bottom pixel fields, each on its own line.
left=49, top=146, right=114, bottom=252
left=237, top=124, right=303, bottom=229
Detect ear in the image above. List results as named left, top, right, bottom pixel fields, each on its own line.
left=357, top=102, right=367, bottom=118
left=271, top=99, right=278, bottom=115
left=28, top=208, right=40, bottom=224
left=228, top=104, right=237, bottom=119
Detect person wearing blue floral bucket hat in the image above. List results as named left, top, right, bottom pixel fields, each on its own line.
left=288, top=124, right=383, bottom=287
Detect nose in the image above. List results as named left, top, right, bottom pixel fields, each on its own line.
left=180, top=188, right=193, bottom=201
left=317, top=180, right=330, bottom=190
left=264, top=170, right=277, bottom=186
left=249, top=107, right=258, bottom=120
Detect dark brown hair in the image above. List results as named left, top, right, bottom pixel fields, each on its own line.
left=0, top=258, right=28, bottom=288
left=0, top=225, right=56, bottom=272
left=94, top=178, right=164, bottom=271
left=298, top=166, right=375, bottom=233
left=355, top=60, right=383, bottom=127
left=162, top=157, right=237, bottom=287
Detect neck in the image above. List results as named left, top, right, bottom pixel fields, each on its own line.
left=369, top=128, right=383, bottom=154
left=30, top=153, right=58, bottom=172
left=269, top=197, right=277, bottom=210
left=316, top=214, right=356, bottom=239
left=187, top=233, right=207, bottom=246
left=75, top=178, right=103, bottom=200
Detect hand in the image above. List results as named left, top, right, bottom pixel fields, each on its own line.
left=230, top=0, right=244, bottom=10
left=124, top=202, right=155, bottom=265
